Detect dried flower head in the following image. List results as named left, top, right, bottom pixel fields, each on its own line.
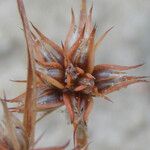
left=5, top=0, right=148, bottom=149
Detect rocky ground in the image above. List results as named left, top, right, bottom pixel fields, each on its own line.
left=0, top=0, right=150, bottom=149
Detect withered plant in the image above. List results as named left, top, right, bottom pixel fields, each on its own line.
left=0, top=0, right=149, bottom=149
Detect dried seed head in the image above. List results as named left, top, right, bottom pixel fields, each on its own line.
left=5, top=0, right=149, bottom=149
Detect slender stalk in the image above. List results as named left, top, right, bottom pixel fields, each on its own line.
left=74, top=120, right=88, bottom=149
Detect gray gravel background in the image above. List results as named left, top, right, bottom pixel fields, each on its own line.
left=0, top=0, right=150, bottom=149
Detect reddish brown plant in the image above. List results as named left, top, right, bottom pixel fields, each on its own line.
left=4, top=0, right=148, bottom=149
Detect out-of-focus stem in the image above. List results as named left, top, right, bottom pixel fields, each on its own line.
left=74, top=120, right=88, bottom=150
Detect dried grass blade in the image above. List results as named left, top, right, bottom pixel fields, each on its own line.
left=78, top=0, right=87, bottom=33
left=36, top=71, right=65, bottom=89
left=94, top=26, right=114, bottom=51
left=1, top=99, right=20, bottom=150
left=63, top=93, right=74, bottom=123
left=65, top=8, right=75, bottom=49
left=36, top=109, right=58, bottom=123
left=17, top=0, right=37, bottom=146
left=10, top=79, right=27, bottom=83
left=86, top=27, right=96, bottom=73
left=86, top=4, right=93, bottom=34
left=83, top=97, right=93, bottom=123
left=31, top=23, right=63, bottom=56
left=94, top=63, right=144, bottom=71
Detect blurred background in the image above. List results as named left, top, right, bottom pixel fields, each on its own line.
left=0, top=0, right=150, bottom=149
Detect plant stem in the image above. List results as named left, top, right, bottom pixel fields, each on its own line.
left=74, top=120, right=88, bottom=149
